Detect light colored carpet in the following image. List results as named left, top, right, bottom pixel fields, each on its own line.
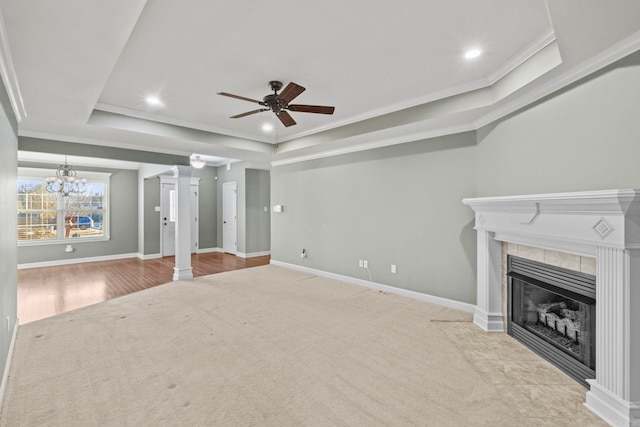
left=1, top=265, right=605, bottom=426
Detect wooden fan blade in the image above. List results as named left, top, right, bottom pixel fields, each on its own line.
left=287, top=104, right=335, bottom=115
left=277, top=111, right=296, bottom=127
left=230, top=109, right=269, bottom=119
left=218, top=92, right=264, bottom=105
left=277, top=82, right=305, bottom=104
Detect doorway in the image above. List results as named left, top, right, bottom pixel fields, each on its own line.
left=222, top=181, right=237, bottom=254
left=160, top=177, right=199, bottom=256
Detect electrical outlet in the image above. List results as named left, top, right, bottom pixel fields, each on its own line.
left=363, top=260, right=368, bottom=269
left=359, top=260, right=363, bottom=268
left=391, top=264, right=397, bottom=274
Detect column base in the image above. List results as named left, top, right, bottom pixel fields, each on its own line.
left=173, top=267, right=193, bottom=281
left=473, top=308, right=504, bottom=332
left=585, top=380, right=640, bottom=427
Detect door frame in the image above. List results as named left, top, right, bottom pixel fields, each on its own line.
left=159, top=175, right=200, bottom=257
left=222, top=181, right=237, bottom=255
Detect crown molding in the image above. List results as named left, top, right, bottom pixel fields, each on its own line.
left=93, top=103, right=273, bottom=145
left=0, top=7, right=26, bottom=122
left=474, top=28, right=640, bottom=130
left=273, top=30, right=640, bottom=167
left=486, top=29, right=557, bottom=85
left=271, top=122, right=475, bottom=167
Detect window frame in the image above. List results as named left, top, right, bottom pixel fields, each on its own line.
left=18, top=167, right=111, bottom=246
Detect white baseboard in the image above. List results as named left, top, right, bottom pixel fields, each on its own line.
left=270, top=260, right=475, bottom=313
left=0, top=318, right=18, bottom=411
left=138, top=253, right=161, bottom=260
left=585, top=380, right=640, bottom=427
left=18, top=253, right=139, bottom=269
left=237, top=251, right=271, bottom=259
left=196, top=247, right=223, bottom=254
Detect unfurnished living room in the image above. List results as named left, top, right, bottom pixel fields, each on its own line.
left=1, top=1, right=640, bottom=426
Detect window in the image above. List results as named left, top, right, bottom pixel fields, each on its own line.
left=17, top=168, right=110, bottom=244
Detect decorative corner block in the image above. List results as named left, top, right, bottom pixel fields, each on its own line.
left=593, top=218, right=615, bottom=240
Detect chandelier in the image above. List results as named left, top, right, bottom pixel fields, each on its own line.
left=45, top=157, right=87, bottom=197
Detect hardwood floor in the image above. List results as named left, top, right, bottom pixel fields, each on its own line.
left=17, top=252, right=270, bottom=324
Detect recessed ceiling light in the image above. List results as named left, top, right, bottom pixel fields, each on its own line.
left=146, top=96, right=162, bottom=106
left=464, top=49, right=482, bottom=59
left=262, top=123, right=274, bottom=132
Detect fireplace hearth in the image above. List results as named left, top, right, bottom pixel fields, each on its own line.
left=507, top=256, right=595, bottom=387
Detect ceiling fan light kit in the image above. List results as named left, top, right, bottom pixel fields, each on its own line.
left=218, top=81, right=335, bottom=127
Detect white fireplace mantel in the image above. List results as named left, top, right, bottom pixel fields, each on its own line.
left=463, top=189, right=640, bottom=427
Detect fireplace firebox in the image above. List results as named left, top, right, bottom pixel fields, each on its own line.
left=507, top=256, right=596, bottom=387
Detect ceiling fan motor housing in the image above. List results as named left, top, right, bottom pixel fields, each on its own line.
left=263, top=93, right=286, bottom=113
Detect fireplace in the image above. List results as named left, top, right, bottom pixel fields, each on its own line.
left=463, top=189, right=640, bottom=426
left=507, top=256, right=595, bottom=387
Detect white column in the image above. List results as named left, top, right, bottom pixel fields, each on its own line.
left=172, top=165, right=193, bottom=281
left=585, top=247, right=640, bottom=427
left=473, top=230, right=504, bottom=332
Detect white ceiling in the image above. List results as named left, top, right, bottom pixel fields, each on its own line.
left=1, top=1, right=640, bottom=166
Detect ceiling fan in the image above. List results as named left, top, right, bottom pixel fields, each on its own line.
left=218, top=81, right=335, bottom=127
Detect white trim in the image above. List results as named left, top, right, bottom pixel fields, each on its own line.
left=159, top=175, right=201, bottom=185
left=172, top=267, right=193, bottom=281
left=138, top=253, right=162, bottom=260
left=17, top=252, right=139, bottom=270
left=270, top=260, right=475, bottom=314
left=474, top=28, right=640, bottom=130
left=17, top=128, right=191, bottom=158
left=0, top=6, right=26, bottom=122
left=237, top=250, right=271, bottom=259
left=273, top=30, right=640, bottom=168
left=464, top=189, right=640, bottom=427
left=94, top=102, right=276, bottom=145
left=486, top=29, right=556, bottom=86
left=585, top=381, right=640, bottom=427
left=196, top=247, right=223, bottom=254
left=271, top=122, right=475, bottom=167
left=18, top=167, right=112, bottom=180
left=0, top=318, right=19, bottom=411
left=473, top=309, right=505, bottom=333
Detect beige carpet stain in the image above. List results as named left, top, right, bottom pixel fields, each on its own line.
left=0, top=265, right=605, bottom=426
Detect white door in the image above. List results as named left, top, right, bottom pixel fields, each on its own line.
left=161, top=182, right=176, bottom=256
left=161, top=179, right=199, bottom=256
left=223, top=182, right=237, bottom=254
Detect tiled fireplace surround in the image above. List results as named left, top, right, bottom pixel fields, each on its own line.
left=464, top=190, right=640, bottom=427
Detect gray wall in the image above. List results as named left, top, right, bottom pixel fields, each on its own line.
left=476, top=50, right=640, bottom=196
left=216, top=163, right=271, bottom=255
left=245, top=169, right=271, bottom=254
left=216, top=163, right=247, bottom=253
left=192, top=166, right=217, bottom=250
left=0, top=74, right=18, bottom=390
left=143, top=176, right=161, bottom=255
left=19, top=137, right=190, bottom=166
left=142, top=167, right=218, bottom=255
left=271, top=50, right=640, bottom=305
left=17, top=166, right=138, bottom=264
left=271, top=132, right=477, bottom=303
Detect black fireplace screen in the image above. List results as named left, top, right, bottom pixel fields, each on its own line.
left=507, top=256, right=596, bottom=387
